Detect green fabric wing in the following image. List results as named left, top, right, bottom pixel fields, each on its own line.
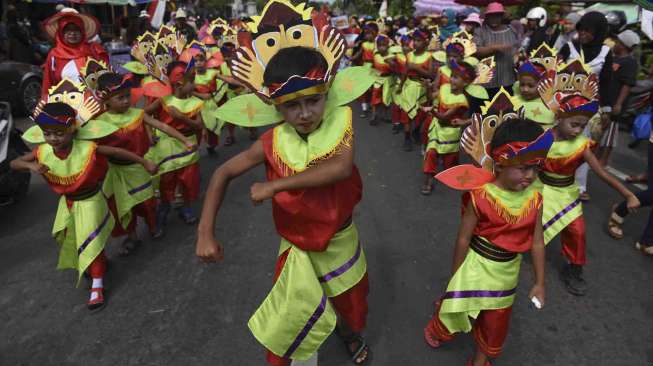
left=465, top=84, right=489, bottom=100
left=215, top=94, right=283, bottom=127
left=325, top=67, right=376, bottom=112
left=22, top=125, right=45, bottom=144
left=77, top=120, right=119, bottom=140
left=122, top=61, right=148, bottom=75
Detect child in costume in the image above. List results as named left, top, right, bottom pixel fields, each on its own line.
left=146, top=61, right=204, bottom=236
left=537, top=59, right=640, bottom=296
left=421, top=61, right=476, bottom=195
left=424, top=118, right=551, bottom=366
left=370, top=34, right=394, bottom=126
left=93, top=72, right=195, bottom=253
left=352, top=22, right=378, bottom=118
left=11, top=100, right=157, bottom=311
left=396, top=29, right=433, bottom=152
left=218, top=40, right=254, bottom=145
left=390, top=35, right=411, bottom=134
left=434, top=31, right=477, bottom=86
left=513, top=61, right=555, bottom=130
left=181, top=41, right=223, bottom=155
left=196, top=2, right=376, bottom=364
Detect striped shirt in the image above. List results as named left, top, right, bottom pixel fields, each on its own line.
left=474, top=25, right=519, bottom=89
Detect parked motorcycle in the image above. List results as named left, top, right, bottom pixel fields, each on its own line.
left=0, top=102, right=31, bottom=206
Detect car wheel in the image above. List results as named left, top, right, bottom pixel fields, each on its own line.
left=17, top=77, right=41, bottom=116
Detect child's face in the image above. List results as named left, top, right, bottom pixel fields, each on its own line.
left=447, top=51, right=463, bottom=66
left=402, top=44, right=412, bottom=54
left=613, top=40, right=629, bottom=55
left=276, top=93, right=327, bottom=135
left=195, top=54, right=207, bottom=70
left=518, top=74, right=540, bottom=100
left=43, top=128, right=74, bottom=151
left=495, top=163, right=540, bottom=192
left=450, top=73, right=469, bottom=91
left=413, top=38, right=427, bottom=51
left=556, top=115, right=589, bottom=139
left=364, top=30, right=376, bottom=42
left=105, top=89, right=131, bottom=114
left=377, top=43, right=389, bottom=54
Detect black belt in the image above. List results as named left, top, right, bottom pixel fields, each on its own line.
left=470, top=236, right=517, bottom=262
left=108, top=157, right=134, bottom=166
left=65, top=185, right=101, bottom=201
left=339, top=216, right=353, bottom=232
left=180, top=129, right=196, bottom=137
left=539, top=172, right=574, bottom=187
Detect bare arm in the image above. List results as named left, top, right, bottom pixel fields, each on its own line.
left=451, top=200, right=478, bottom=275
left=143, top=113, right=195, bottom=149
left=96, top=145, right=158, bottom=174
left=10, top=151, right=48, bottom=174
left=529, top=207, right=546, bottom=306
left=215, top=73, right=245, bottom=87
left=584, top=148, right=639, bottom=211
left=167, top=106, right=204, bottom=131
left=144, top=98, right=161, bottom=115
left=192, top=91, right=212, bottom=100
left=196, top=140, right=266, bottom=262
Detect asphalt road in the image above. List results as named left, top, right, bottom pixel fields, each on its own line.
left=2, top=110, right=653, bottom=366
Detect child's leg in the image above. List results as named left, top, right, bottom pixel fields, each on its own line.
left=248, top=127, right=258, bottom=141
left=155, top=171, right=178, bottom=237
left=441, top=152, right=460, bottom=170
left=178, top=163, right=201, bottom=224
left=560, top=216, right=588, bottom=295
left=471, top=307, right=513, bottom=365
left=391, top=105, right=403, bottom=134
left=206, top=129, right=219, bottom=154
left=424, top=300, right=456, bottom=347
left=422, top=149, right=438, bottom=194
left=403, top=119, right=413, bottom=151
left=225, top=123, right=236, bottom=145
left=134, top=197, right=157, bottom=236
left=87, top=251, right=107, bottom=310
left=331, top=274, right=370, bottom=364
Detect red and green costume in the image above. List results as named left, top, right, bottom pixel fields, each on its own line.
left=395, top=50, right=432, bottom=124
left=148, top=95, right=203, bottom=203
left=424, top=84, right=469, bottom=174
left=195, top=68, right=227, bottom=147
left=371, top=52, right=394, bottom=107
left=425, top=183, right=543, bottom=358
left=536, top=135, right=595, bottom=265
left=94, top=108, right=157, bottom=235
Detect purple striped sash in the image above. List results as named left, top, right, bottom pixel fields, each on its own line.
left=443, top=288, right=516, bottom=299
left=282, top=295, right=328, bottom=358
left=318, top=243, right=362, bottom=283
left=77, top=212, right=111, bottom=255
left=128, top=181, right=152, bottom=195
left=157, top=147, right=197, bottom=167
left=543, top=198, right=581, bottom=230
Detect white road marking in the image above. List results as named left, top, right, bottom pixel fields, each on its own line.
left=605, top=166, right=648, bottom=191
left=291, top=353, right=318, bottom=366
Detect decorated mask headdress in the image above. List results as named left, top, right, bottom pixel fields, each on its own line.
left=438, top=87, right=554, bottom=190
left=230, top=0, right=347, bottom=104
left=179, top=40, right=208, bottom=64
left=212, top=0, right=376, bottom=128
left=95, top=72, right=138, bottom=101
left=529, top=43, right=558, bottom=73
left=24, top=81, right=115, bottom=144
left=80, top=58, right=111, bottom=93
left=33, top=78, right=101, bottom=125
left=537, top=58, right=599, bottom=117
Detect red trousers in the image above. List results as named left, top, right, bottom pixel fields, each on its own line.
left=561, top=215, right=586, bottom=265
left=206, top=130, right=219, bottom=147
left=425, top=302, right=513, bottom=358
left=371, top=86, right=384, bottom=106
left=392, top=104, right=409, bottom=124
left=358, top=87, right=372, bottom=104
left=88, top=251, right=107, bottom=278
left=423, top=149, right=459, bottom=174
left=160, top=162, right=200, bottom=204
left=108, top=196, right=157, bottom=236
left=266, top=249, right=370, bottom=366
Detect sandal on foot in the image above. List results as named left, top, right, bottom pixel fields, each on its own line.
left=607, top=207, right=625, bottom=239
left=118, top=238, right=141, bottom=257
left=635, top=242, right=653, bottom=255
left=421, top=184, right=433, bottom=196
left=224, top=136, right=235, bottom=146
left=423, top=326, right=442, bottom=348
left=87, top=287, right=106, bottom=312
left=340, top=334, right=371, bottom=365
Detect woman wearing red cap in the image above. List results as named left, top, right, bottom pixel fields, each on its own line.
left=40, top=8, right=109, bottom=99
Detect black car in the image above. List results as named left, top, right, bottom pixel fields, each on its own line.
left=0, top=61, right=42, bottom=116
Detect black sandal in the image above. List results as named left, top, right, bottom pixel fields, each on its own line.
left=118, top=238, right=141, bottom=257
left=340, top=333, right=371, bottom=365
